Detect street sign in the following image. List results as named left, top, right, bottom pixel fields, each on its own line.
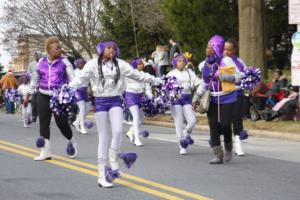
left=291, top=45, right=300, bottom=86
left=289, top=0, right=300, bottom=24
left=292, top=32, right=300, bottom=50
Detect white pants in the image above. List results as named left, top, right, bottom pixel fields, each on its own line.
left=171, top=104, right=196, bottom=140
left=94, top=107, right=123, bottom=163
left=22, top=103, right=32, bottom=117
left=76, top=100, right=90, bottom=123
left=128, top=105, right=145, bottom=135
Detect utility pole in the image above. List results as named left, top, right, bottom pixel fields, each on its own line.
left=129, top=0, right=139, bottom=57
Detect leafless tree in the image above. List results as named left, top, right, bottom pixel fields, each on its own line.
left=1, top=0, right=104, bottom=59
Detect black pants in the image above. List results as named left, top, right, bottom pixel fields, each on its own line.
left=37, top=92, right=73, bottom=140
left=232, top=95, right=244, bottom=136
left=252, top=96, right=268, bottom=111
left=207, top=102, right=235, bottom=147
left=279, top=99, right=298, bottom=115
left=31, top=92, right=38, bottom=119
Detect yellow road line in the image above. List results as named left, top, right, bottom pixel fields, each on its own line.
left=0, top=144, right=183, bottom=200
left=0, top=140, right=213, bottom=200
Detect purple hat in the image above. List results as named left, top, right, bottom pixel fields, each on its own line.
left=172, top=55, right=188, bottom=68
left=130, top=58, right=143, bottom=69
left=74, top=58, right=86, bottom=67
left=22, top=73, right=30, bottom=82
left=208, top=35, right=225, bottom=58
left=96, top=41, right=120, bottom=58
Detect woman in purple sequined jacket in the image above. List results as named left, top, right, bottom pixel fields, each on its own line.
left=197, top=35, right=241, bottom=164
left=24, top=36, right=77, bottom=161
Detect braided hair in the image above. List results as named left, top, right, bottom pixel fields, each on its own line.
left=97, top=54, right=120, bottom=86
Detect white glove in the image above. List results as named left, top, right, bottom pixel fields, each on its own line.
left=153, top=77, right=162, bottom=86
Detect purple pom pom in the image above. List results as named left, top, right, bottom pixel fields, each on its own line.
left=139, top=130, right=149, bottom=138
left=66, top=142, right=75, bottom=156
left=4, top=88, right=21, bottom=104
left=84, top=121, right=94, bottom=129
left=36, top=137, right=45, bottom=148
left=118, top=152, right=137, bottom=169
left=240, top=67, right=261, bottom=90
left=180, top=138, right=189, bottom=149
left=50, top=84, right=76, bottom=117
left=105, top=166, right=121, bottom=183
left=239, top=130, right=248, bottom=140
left=185, top=135, right=194, bottom=145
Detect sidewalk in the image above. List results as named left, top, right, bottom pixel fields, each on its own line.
left=144, top=114, right=300, bottom=142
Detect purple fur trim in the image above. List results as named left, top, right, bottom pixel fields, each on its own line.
left=36, top=137, right=45, bottom=148
left=208, top=35, right=225, bottom=58
left=105, top=166, right=121, bottom=183
left=139, top=130, right=149, bottom=138
left=74, top=58, right=86, bottom=67
left=130, top=58, right=143, bottom=69
left=96, top=41, right=120, bottom=58
left=118, top=152, right=137, bottom=169
left=239, top=130, right=248, bottom=140
left=66, top=142, right=75, bottom=156
left=84, top=121, right=94, bottom=129
left=185, top=135, right=194, bottom=145
left=171, top=55, right=188, bottom=68
left=180, top=138, right=189, bottom=149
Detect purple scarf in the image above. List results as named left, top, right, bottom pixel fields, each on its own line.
left=232, top=56, right=245, bottom=73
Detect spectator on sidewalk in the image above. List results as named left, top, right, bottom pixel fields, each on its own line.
left=169, top=38, right=181, bottom=61
left=153, top=45, right=169, bottom=77
left=0, top=69, right=18, bottom=113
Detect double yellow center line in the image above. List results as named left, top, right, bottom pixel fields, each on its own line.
left=0, top=140, right=213, bottom=200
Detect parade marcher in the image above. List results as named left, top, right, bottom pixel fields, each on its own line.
left=125, top=58, right=153, bottom=146
left=167, top=55, right=204, bottom=155
left=221, top=39, right=247, bottom=156
left=69, top=41, right=161, bottom=188
left=0, top=69, right=18, bottom=114
left=72, top=58, right=90, bottom=135
left=18, top=73, right=32, bottom=128
left=23, top=36, right=77, bottom=161
left=194, top=35, right=240, bottom=164
left=27, top=52, right=41, bottom=122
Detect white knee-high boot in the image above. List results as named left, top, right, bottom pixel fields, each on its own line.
left=34, top=139, right=52, bottom=161
left=171, top=105, right=187, bottom=154
left=73, top=115, right=81, bottom=132
left=235, top=135, right=245, bottom=156
left=129, top=106, right=143, bottom=146
left=126, top=126, right=134, bottom=143
left=98, top=161, right=113, bottom=188
left=109, top=148, right=120, bottom=171
left=79, top=116, right=87, bottom=134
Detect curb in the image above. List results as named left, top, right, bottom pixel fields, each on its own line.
left=144, top=120, right=300, bottom=142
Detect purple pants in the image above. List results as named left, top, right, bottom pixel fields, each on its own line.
left=125, top=92, right=143, bottom=108
left=94, top=96, right=122, bottom=112
left=172, top=94, right=192, bottom=106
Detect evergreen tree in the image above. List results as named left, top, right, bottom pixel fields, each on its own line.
left=160, top=0, right=238, bottom=61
